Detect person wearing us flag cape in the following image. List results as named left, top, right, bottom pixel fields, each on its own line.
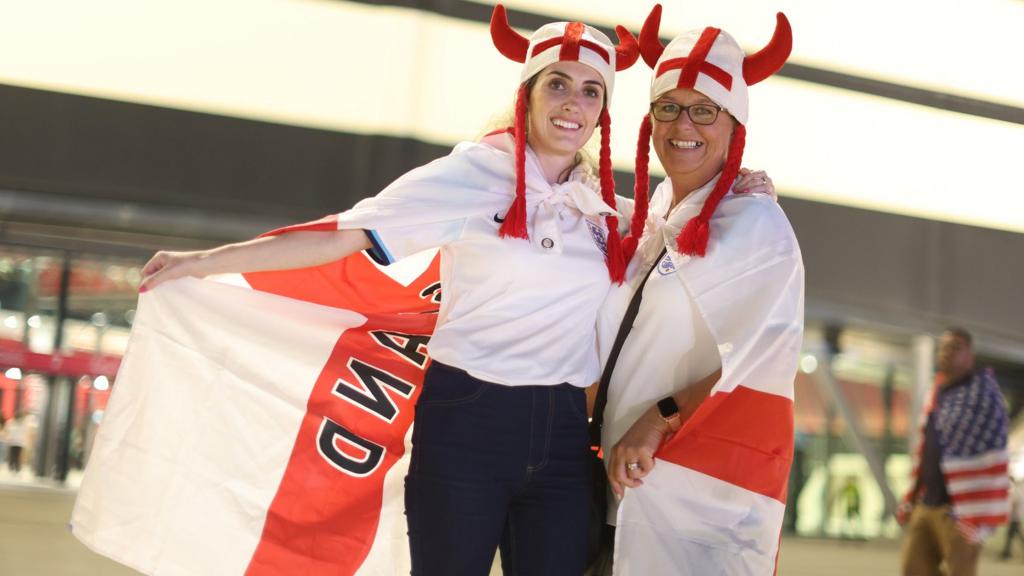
left=898, top=327, right=1009, bottom=576
left=594, top=6, right=803, bottom=575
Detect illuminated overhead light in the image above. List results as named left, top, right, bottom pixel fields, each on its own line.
left=799, top=354, right=818, bottom=374
left=27, top=315, right=41, bottom=328
left=93, top=375, right=110, bottom=391
left=91, top=312, right=108, bottom=327
left=3, top=315, right=17, bottom=329
left=125, top=309, right=136, bottom=325
left=5, top=367, right=23, bottom=380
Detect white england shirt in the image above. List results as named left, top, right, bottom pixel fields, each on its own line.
left=340, top=141, right=618, bottom=388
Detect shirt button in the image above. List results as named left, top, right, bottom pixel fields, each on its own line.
left=541, top=238, right=554, bottom=249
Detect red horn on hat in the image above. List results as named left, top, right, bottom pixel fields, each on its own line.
left=639, top=4, right=665, bottom=69
left=613, top=25, right=640, bottom=70
left=490, top=4, right=529, bottom=63
left=742, top=12, right=792, bottom=85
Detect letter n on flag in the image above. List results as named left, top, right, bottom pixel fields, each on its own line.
left=71, top=223, right=440, bottom=575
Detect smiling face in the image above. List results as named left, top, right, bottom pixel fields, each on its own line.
left=651, top=87, right=735, bottom=190
left=526, top=61, right=605, bottom=160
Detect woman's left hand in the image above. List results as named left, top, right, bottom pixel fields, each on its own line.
left=735, top=167, right=776, bottom=200
left=607, top=407, right=671, bottom=500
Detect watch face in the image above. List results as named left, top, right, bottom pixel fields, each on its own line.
left=657, top=396, right=680, bottom=418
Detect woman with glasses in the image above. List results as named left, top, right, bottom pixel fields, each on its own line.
left=594, top=6, right=804, bottom=575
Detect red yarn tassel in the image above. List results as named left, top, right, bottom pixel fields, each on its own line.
left=676, top=123, right=746, bottom=256
left=606, top=229, right=626, bottom=283
left=622, top=115, right=653, bottom=264
left=676, top=217, right=710, bottom=256
left=597, top=108, right=626, bottom=283
left=499, top=84, right=530, bottom=239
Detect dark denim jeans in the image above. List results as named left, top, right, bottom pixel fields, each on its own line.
left=406, top=362, right=591, bottom=576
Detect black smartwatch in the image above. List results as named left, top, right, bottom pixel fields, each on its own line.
left=657, top=396, right=681, bottom=431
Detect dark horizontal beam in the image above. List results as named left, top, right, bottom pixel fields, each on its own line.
left=779, top=63, right=1024, bottom=125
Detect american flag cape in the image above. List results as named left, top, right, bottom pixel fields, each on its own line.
left=900, top=369, right=1010, bottom=542
left=71, top=214, right=443, bottom=575
left=611, top=189, right=804, bottom=576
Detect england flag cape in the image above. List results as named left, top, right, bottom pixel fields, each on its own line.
left=611, top=180, right=804, bottom=576
left=70, top=140, right=614, bottom=575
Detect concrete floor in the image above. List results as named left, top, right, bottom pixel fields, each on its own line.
left=2, top=478, right=1022, bottom=576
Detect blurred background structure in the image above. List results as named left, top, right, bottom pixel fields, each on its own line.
left=0, top=0, right=1022, bottom=567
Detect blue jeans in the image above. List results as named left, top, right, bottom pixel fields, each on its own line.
left=406, top=362, right=591, bottom=576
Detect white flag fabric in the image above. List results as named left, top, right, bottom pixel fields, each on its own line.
left=72, top=233, right=442, bottom=575
left=610, top=186, right=804, bottom=576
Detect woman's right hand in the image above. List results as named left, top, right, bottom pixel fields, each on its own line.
left=139, top=250, right=209, bottom=293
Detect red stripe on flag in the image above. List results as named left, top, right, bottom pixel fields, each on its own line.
left=245, top=310, right=436, bottom=575
left=657, top=385, right=793, bottom=502
left=241, top=238, right=442, bottom=575
left=246, top=229, right=442, bottom=315
left=959, top=513, right=1010, bottom=525
left=950, top=489, right=1010, bottom=503
left=945, top=462, right=1008, bottom=480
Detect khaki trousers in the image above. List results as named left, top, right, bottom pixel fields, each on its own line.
left=901, top=505, right=981, bottom=576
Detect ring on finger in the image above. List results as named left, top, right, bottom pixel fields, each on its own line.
left=626, top=462, right=641, bottom=472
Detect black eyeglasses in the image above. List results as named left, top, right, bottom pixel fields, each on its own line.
left=650, top=101, right=724, bottom=125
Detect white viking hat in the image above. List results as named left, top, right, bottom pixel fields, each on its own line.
left=621, top=5, right=792, bottom=261
left=642, top=6, right=792, bottom=125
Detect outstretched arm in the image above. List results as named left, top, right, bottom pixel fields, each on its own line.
left=140, top=229, right=371, bottom=292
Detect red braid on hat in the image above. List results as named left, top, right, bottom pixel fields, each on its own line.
left=598, top=107, right=626, bottom=283
left=623, top=114, right=653, bottom=264
left=498, top=83, right=530, bottom=239
left=677, top=123, right=746, bottom=256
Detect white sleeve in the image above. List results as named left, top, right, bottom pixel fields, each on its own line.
left=337, top=142, right=512, bottom=264
left=364, top=219, right=466, bottom=265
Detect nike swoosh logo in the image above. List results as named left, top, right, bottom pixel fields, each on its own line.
left=493, top=213, right=506, bottom=223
